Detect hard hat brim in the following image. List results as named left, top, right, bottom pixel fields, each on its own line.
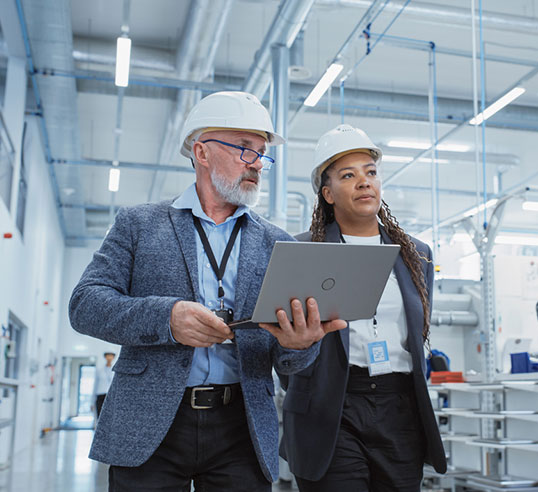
left=311, top=148, right=382, bottom=193
left=181, top=126, right=284, bottom=158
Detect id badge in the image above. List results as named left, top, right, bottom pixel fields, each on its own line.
left=365, top=340, right=392, bottom=376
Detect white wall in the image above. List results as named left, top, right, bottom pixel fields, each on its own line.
left=0, top=118, right=65, bottom=454
left=58, top=241, right=119, bottom=359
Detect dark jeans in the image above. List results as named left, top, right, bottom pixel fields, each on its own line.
left=109, top=389, right=270, bottom=492
left=296, top=367, right=426, bottom=492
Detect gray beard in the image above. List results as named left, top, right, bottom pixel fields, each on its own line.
left=210, top=169, right=261, bottom=207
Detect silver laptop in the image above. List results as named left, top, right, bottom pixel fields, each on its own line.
left=231, top=241, right=400, bottom=327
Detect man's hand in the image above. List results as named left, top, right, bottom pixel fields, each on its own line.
left=170, top=301, right=234, bottom=347
left=259, top=298, right=346, bottom=349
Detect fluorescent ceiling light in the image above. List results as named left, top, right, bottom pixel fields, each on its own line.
left=417, top=157, right=450, bottom=164
left=108, top=168, right=121, bottom=192
left=115, top=36, right=132, bottom=87
left=382, top=155, right=450, bottom=164
left=304, top=63, right=343, bottom=107
left=437, top=143, right=470, bottom=152
left=469, top=87, right=526, bottom=125
left=382, top=155, right=412, bottom=163
left=463, top=198, right=498, bottom=218
left=386, top=140, right=469, bottom=152
left=522, top=201, right=538, bottom=212
left=495, top=235, right=538, bottom=247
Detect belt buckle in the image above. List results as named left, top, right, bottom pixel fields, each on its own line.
left=191, top=386, right=214, bottom=410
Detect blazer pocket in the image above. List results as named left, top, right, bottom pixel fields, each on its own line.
left=283, top=389, right=310, bottom=415
left=112, top=358, right=148, bottom=375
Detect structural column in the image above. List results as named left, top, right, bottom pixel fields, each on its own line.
left=269, top=43, right=289, bottom=228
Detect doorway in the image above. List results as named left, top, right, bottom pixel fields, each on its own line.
left=59, top=357, right=96, bottom=430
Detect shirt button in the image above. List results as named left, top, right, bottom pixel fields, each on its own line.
left=206, top=263, right=210, bottom=268
left=370, top=383, right=377, bottom=389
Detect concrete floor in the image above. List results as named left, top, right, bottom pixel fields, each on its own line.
left=0, top=430, right=296, bottom=491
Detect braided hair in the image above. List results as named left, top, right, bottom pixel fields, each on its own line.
left=310, top=168, right=431, bottom=344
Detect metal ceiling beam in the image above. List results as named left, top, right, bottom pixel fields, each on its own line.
left=53, top=157, right=503, bottom=200
left=48, top=68, right=538, bottom=133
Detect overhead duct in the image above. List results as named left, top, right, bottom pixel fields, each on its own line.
left=21, top=0, right=87, bottom=245
left=72, top=36, right=175, bottom=74
left=242, top=0, right=314, bottom=99
left=147, top=0, right=234, bottom=202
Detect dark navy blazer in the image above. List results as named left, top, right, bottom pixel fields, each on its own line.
left=279, top=221, right=447, bottom=480
left=69, top=200, right=321, bottom=482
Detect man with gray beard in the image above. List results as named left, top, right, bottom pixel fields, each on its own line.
left=69, top=91, right=346, bottom=492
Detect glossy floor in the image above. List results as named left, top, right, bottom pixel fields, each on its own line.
left=0, top=430, right=296, bottom=491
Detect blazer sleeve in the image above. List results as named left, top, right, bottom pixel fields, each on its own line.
left=271, top=341, right=321, bottom=376
left=69, top=207, right=181, bottom=346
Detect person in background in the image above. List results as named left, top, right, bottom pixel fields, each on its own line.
left=279, top=124, right=447, bottom=492
left=94, top=351, right=116, bottom=419
left=69, top=91, right=345, bottom=492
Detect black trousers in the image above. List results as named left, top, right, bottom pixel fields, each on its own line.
left=296, top=367, right=426, bottom=492
left=96, top=393, right=106, bottom=419
left=108, top=387, right=270, bottom=492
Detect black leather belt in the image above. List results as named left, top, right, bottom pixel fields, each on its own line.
left=184, top=383, right=241, bottom=410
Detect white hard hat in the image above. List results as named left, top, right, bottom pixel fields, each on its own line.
left=311, top=124, right=382, bottom=193
left=180, top=91, right=285, bottom=157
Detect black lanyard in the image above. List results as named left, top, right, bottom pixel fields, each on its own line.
left=192, top=215, right=244, bottom=304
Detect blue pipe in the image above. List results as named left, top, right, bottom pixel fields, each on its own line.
left=432, top=43, right=441, bottom=244
left=14, top=0, right=67, bottom=238
left=38, top=68, right=239, bottom=92
left=342, top=0, right=412, bottom=82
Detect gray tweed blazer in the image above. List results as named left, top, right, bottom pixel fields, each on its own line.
left=69, top=200, right=320, bottom=482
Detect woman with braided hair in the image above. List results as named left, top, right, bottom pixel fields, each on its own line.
left=279, top=124, right=446, bottom=492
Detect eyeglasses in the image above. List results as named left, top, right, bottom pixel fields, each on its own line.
left=201, top=139, right=275, bottom=170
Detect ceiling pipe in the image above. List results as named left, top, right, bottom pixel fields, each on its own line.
left=316, top=0, right=538, bottom=34
left=147, top=0, right=234, bottom=202
left=242, top=0, right=314, bottom=99
left=52, top=69, right=538, bottom=132
left=15, top=0, right=86, bottom=242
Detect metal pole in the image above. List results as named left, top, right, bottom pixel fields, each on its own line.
left=471, top=0, right=481, bottom=232
left=428, top=45, right=440, bottom=266
left=479, top=0, right=488, bottom=229
left=269, top=43, right=289, bottom=228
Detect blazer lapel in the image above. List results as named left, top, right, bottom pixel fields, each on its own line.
left=324, top=222, right=350, bottom=359
left=234, top=214, right=265, bottom=318
left=168, top=207, right=201, bottom=302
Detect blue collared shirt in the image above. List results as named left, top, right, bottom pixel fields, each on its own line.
left=172, top=183, right=253, bottom=386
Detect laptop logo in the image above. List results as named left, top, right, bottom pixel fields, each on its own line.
left=321, top=278, right=336, bottom=291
